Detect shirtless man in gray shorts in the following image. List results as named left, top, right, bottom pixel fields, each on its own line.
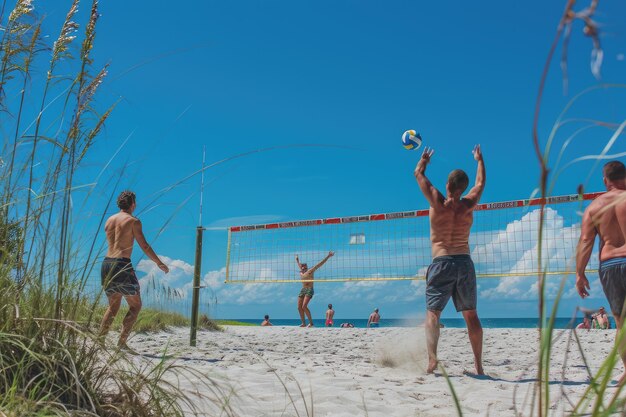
left=99, top=191, right=169, bottom=349
left=576, top=161, right=626, bottom=383
left=415, top=145, right=486, bottom=375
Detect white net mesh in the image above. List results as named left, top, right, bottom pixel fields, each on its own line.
left=225, top=193, right=602, bottom=283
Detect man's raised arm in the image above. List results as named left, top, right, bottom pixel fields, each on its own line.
left=576, top=207, right=596, bottom=298
left=414, top=147, right=444, bottom=208
left=465, top=145, right=486, bottom=206
left=310, top=251, right=334, bottom=273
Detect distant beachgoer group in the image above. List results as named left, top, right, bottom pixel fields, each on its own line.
left=577, top=307, right=611, bottom=330
left=260, top=306, right=379, bottom=328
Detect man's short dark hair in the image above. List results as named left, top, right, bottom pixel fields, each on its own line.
left=117, top=190, right=136, bottom=210
left=264, top=314, right=269, bottom=320
left=447, top=169, right=469, bottom=194
left=603, top=161, right=626, bottom=182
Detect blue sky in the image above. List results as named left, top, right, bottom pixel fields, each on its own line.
left=10, top=0, right=626, bottom=320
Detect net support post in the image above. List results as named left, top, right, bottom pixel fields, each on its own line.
left=190, top=226, right=204, bottom=347
left=225, top=228, right=232, bottom=283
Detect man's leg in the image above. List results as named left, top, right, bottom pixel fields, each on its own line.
left=302, top=296, right=313, bottom=327
left=118, top=293, right=142, bottom=347
left=297, top=296, right=306, bottom=326
left=462, top=309, right=484, bottom=375
left=425, top=309, right=441, bottom=373
left=99, top=293, right=122, bottom=337
left=612, top=312, right=626, bottom=384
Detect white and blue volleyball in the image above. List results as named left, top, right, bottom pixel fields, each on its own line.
left=401, top=130, right=422, bottom=150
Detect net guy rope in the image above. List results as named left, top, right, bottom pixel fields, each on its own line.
left=225, top=192, right=603, bottom=284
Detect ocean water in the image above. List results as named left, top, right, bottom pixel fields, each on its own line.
left=231, top=317, right=603, bottom=329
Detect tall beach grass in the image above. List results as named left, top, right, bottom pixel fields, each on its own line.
left=0, top=1, right=233, bottom=415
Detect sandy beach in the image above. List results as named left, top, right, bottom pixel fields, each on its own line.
left=123, top=326, right=620, bottom=416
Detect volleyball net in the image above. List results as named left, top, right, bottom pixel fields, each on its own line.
left=225, top=192, right=602, bottom=284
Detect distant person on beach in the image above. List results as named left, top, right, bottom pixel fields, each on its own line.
left=340, top=322, right=354, bottom=328
left=415, top=144, right=486, bottom=375
left=296, top=251, right=334, bottom=327
left=261, top=314, right=273, bottom=326
left=576, top=161, right=626, bottom=383
left=326, top=304, right=335, bottom=327
left=99, top=191, right=169, bottom=350
left=577, top=316, right=591, bottom=330
left=367, top=308, right=380, bottom=327
left=592, top=307, right=610, bottom=329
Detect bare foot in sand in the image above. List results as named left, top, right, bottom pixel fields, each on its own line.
left=427, top=358, right=438, bottom=373
left=117, top=342, right=138, bottom=355
left=299, top=324, right=306, bottom=327
left=475, top=364, right=485, bottom=375
left=307, top=323, right=314, bottom=328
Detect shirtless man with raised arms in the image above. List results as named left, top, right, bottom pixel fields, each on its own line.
left=415, top=145, right=486, bottom=375
left=295, top=251, right=334, bottom=327
left=99, top=191, right=169, bottom=349
left=576, top=161, right=626, bottom=383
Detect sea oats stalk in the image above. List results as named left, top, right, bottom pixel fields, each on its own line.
left=22, top=0, right=80, bottom=279
left=0, top=1, right=229, bottom=415
left=529, top=1, right=609, bottom=415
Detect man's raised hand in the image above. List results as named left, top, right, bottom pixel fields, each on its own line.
left=421, top=147, right=434, bottom=164
left=472, top=144, right=483, bottom=162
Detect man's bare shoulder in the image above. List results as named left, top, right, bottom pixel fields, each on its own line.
left=588, top=192, right=620, bottom=213
left=107, top=212, right=138, bottom=228
left=460, top=197, right=479, bottom=210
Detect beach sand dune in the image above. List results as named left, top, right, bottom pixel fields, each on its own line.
left=130, top=326, right=617, bottom=416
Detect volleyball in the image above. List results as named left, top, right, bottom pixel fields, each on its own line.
left=401, top=130, right=422, bottom=150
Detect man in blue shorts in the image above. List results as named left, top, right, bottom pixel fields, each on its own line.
left=415, top=145, right=486, bottom=375
left=576, top=161, right=626, bottom=384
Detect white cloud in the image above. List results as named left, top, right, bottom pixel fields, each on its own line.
left=475, top=208, right=598, bottom=301
left=136, top=256, right=291, bottom=306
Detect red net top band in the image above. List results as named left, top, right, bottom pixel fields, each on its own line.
left=229, top=192, right=603, bottom=232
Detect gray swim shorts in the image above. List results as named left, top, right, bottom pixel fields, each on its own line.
left=599, top=257, right=626, bottom=317
left=101, top=257, right=140, bottom=296
left=425, top=254, right=477, bottom=312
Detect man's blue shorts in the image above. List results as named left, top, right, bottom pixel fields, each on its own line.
left=599, top=257, right=626, bottom=317
left=425, top=254, right=477, bottom=312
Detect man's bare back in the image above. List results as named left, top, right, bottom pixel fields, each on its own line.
left=585, top=190, right=626, bottom=261
left=105, top=212, right=137, bottom=258
left=429, top=199, right=475, bottom=258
